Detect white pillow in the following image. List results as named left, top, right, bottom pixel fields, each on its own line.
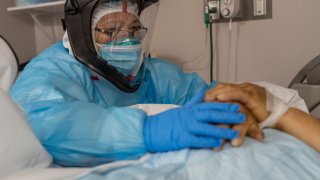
left=0, top=37, right=18, bottom=92
left=0, top=89, right=52, bottom=178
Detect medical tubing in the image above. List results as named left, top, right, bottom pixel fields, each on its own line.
left=204, top=3, right=209, bottom=29
left=259, top=90, right=289, bottom=129
left=226, top=22, right=232, bottom=82
left=209, top=23, right=214, bottom=82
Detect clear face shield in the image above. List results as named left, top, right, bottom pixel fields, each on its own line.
left=64, top=0, right=158, bottom=92
left=93, top=0, right=147, bottom=82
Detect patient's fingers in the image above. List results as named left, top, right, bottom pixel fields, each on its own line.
left=205, top=83, right=232, bottom=101
left=231, top=120, right=263, bottom=146
left=212, top=140, right=225, bottom=152
left=205, top=83, right=249, bottom=104
left=232, top=122, right=263, bottom=147
left=231, top=121, right=249, bottom=147
left=230, top=104, right=264, bottom=147
left=247, top=123, right=264, bottom=141
left=212, top=124, right=229, bottom=151
left=205, top=83, right=269, bottom=122
left=205, top=82, right=264, bottom=105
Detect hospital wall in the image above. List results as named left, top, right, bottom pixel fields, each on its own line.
left=0, top=0, right=35, bottom=64
left=5, top=0, right=320, bottom=87
left=33, top=13, right=64, bottom=53
left=151, top=0, right=320, bottom=87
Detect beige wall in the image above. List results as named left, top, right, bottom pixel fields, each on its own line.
left=34, top=13, right=64, bottom=53
left=0, top=0, right=36, bottom=64
left=31, top=0, right=320, bottom=87
left=151, top=0, right=320, bottom=87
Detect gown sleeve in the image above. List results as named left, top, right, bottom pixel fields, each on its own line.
left=145, top=58, right=218, bottom=105
left=9, top=44, right=147, bottom=167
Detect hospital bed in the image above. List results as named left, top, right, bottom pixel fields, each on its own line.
left=1, top=36, right=320, bottom=179
left=289, top=54, right=320, bottom=118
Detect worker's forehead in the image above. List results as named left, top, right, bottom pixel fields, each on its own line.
left=96, top=12, right=141, bottom=29
left=98, top=12, right=139, bottom=22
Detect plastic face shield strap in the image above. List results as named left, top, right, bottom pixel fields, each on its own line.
left=64, top=0, right=141, bottom=93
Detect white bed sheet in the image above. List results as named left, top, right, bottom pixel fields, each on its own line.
left=5, top=129, right=320, bottom=180
left=5, top=155, right=151, bottom=180
left=78, top=129, right=320, bottom=180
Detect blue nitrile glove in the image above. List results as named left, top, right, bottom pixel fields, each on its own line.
left=143, top=102, right=245, bottom=153
left=184, top=88, right=207, bottom=107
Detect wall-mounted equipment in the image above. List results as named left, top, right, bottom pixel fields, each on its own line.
left=253, top=0, right=267, bottom=16
left=208, top=1, right=220, bottom=20
left=204, top=0, right=221, bottom=27
left=208, top=0, right=272, bottom=23
left=220, top=0, right=241, bottom=19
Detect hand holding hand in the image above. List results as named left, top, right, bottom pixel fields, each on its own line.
left=205, top=83, right=269, bottom=122
left=143, top=90, right=246, bottom=153
left=230, top=104, right=264, bottom=146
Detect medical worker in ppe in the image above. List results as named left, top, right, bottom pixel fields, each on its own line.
left=9, top=0, right=261, bottom=167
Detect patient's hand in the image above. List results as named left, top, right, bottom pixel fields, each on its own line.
left=205, top=83, right=266, bottom=147
left=205, top=83, right=269, bottom=122
left=212, top=104, right=263, bottom=150
left=231, top=104, right=264, bottom=146
left=205, top=83, right=320, bottom=153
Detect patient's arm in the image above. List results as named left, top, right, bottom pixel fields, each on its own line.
left=205, top=82, right=320, bottom=152
left=277, top=108, right=320, bottom=152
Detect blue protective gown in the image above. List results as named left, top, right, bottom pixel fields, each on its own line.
left=9, top=42, right=216, bottom=167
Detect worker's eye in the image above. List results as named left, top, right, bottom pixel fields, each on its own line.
left=131, top=26, right=142, bottom=31
left=105, top=28, right=117, bottom=33
left=97, top=27, right=120, bottom=37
